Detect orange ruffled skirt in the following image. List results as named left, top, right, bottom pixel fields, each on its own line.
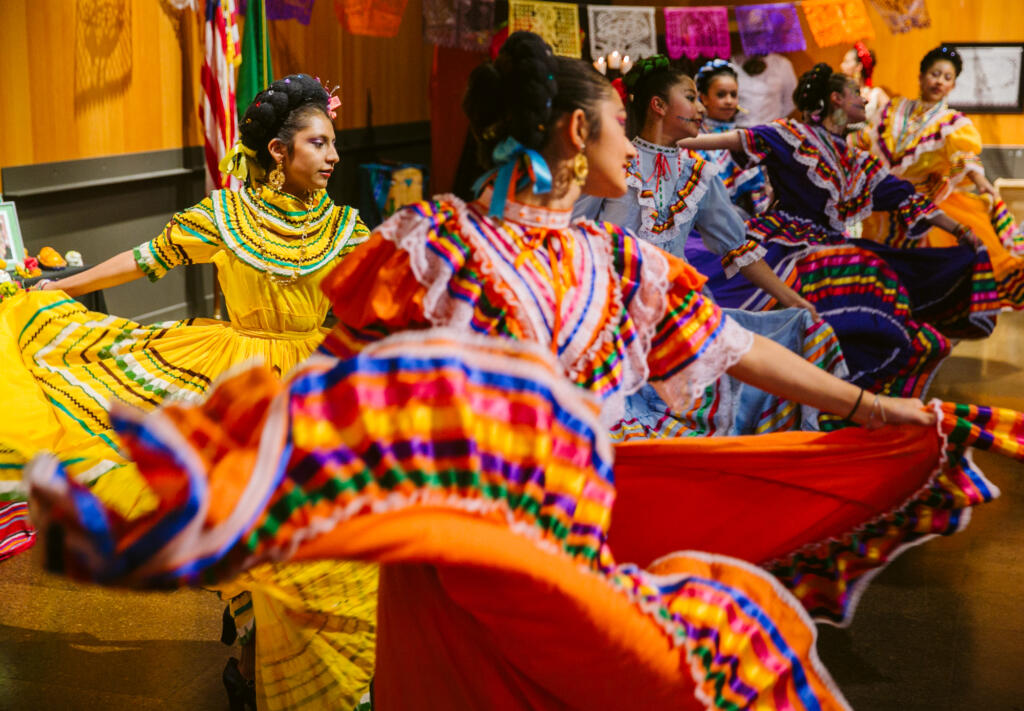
left=26, top=331, right=1024, bottom=710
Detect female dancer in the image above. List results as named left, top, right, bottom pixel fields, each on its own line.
left=695, top=58, right=771, bottom=217
left=679, top=63, right=1000, bottom=398
left=0, top=75, right=376, bottom=710
left=839, top=41, right=889, bottom=126
left=25, top=33, right=1024, bottom=711
left=582, top=56, right=846, bottom=439
left=855, top=45, right=1024, bottom=308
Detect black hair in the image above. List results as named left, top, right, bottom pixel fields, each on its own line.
left=239, top=74, right=331, bottom=174
left=793, top=63, right=853, bottom=118
left=621, top=55, right=690, bottom=137
left=920, top=45, right=963, bottom=76
left=695, top=62, right=738, bottom=96
left=462, top=31, right=612, bottom=169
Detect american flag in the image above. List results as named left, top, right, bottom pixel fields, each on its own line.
left=202, top=0, right=242, bottom=192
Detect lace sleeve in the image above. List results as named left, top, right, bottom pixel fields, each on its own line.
left=641, top=245, right=753, bottom=411
left=649, top=314, right=753, bottom=413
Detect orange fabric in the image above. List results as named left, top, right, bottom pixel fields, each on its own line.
left=322, top=233, right=428, bottom=330
left=294, top=510, right=831, bottom=710
left=609, top=423, right=940, bottom=566
left=926, top=192, right=1024, bottom=280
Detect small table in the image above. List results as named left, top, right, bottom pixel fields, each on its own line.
left=20, top=265, right=108, bottom=312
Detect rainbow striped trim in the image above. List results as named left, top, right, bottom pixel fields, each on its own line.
left=767, top=400, right=1020, bottom=625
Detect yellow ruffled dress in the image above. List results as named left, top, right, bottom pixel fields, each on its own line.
left=855, top=97, right=1024, bottom=307
left=0, top=184, right=378, bottom=709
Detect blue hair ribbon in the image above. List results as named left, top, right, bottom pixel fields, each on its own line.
left=471, top=137, right=553, bottom=219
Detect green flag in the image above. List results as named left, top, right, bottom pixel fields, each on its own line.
left=237, top=0, right=273, bottom=119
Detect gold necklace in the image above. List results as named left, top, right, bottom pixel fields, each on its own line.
left=252, top=189, right=318, bottom=285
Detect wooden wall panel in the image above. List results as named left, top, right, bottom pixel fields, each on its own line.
left=267, top=0, right=432, bottom=131
left=0, top=0, right=432, bottom=183
left=614, top=0, right=1024, bottom=145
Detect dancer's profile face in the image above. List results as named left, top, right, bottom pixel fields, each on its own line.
left=700, top=75, right=739, bottom=123
left=660, top=77, right=704, bottom=142
left=840, top=50, right=861, bottom=80
left=832, top=80, right=867, bottom=124
left=581, top=92, right=637, bottom=199
left=270, top=111, right=340, bottom=196
left=919, top=60, right=957, bottom=103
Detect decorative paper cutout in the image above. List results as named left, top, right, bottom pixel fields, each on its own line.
left=587, top=5, right=656, bottom=61
left=663, top=6, right=730, bottom=61
left=868, top=0, right=931, bottom=34
left=422, top=0, right=495, bottom=52
left=802, top=0, right=875, bottom=48
left=265, top=0, right=315, bottom=24
left=334, top=0, right=408, bottom=37
left=734, top=3, right=806, bottom=57
left=508, top=0, right=581, bottom=58
left=75, top=0, right=133, bottom=108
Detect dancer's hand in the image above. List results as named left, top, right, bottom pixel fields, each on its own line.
left=854, top=394, right=935, bottom=429
left=954, top=225, right=981, bottom=249
left=791, top=296, right=821, bottom=322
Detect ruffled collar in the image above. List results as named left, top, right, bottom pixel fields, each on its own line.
left=497, top=198, right=573, bottom=230
left=208, top=187, right=360, bottom=279
left=632, top=135, right=680, bottom=156
left=627, top=137, right=714, bottom=245
left=875, top=97, right=971, bottom=174
left=768, top=119, right=887, bottom=232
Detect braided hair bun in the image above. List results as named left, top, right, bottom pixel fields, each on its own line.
left=793, top=62, right=848, bottom=118
left=464, top=31, right=611, bottom=170
left=239, top=74, right=330, bottom=172
left=464, top=32, right=558, bottom=162
left=620, top=54, right=687, bottom=137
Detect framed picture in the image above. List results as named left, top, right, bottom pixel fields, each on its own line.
left=0, top=201, right=26, bottom=269
left=945, top=43, right=1024, bottom=114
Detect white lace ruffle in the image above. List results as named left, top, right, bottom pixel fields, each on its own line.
left=629, top=140, right=716, bottom=246
left=375, top=193, right=490, bottom=334
left=770, top=120, right=887, bottom=233
left=722, top=243, right=767, bottom=279
left=652, top=313, right=754, bottom=415
left=622, top=239, right=671, bottom=393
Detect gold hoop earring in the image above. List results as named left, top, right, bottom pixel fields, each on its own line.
left=268, top=161, right=285, bottom=190
left=573, top=152, right=589, bottom=186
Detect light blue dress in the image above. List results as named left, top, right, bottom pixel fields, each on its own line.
left=576, top=137, right=848, bottom=438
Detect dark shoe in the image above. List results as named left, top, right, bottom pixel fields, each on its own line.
left=223, top=657, right=256, bottom=711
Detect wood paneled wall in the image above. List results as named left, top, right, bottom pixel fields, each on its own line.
left=0, top=0, right=432, bottom=186
left=614, top=0, right=1024, bottom=145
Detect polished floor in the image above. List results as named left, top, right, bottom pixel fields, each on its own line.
left=0, top=313, right=1022, bottom=710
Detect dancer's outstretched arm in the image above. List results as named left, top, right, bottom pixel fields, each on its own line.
left=677, top=131, right=742, bottom=153
left=737, top=260, right=820, bottom=321
left=725, top=334, right=934, bottom=427
left=38, top=250, right=145, bottom=297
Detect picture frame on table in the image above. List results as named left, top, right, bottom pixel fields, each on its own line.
left=0, top=201, right=26, bottom=269
left=945, top=42, right=1024, bottom=114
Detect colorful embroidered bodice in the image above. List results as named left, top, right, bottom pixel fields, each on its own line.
left=596, top=138, right=765, bottom=277
left=320, top=196, right=753, bottom=425
left=740, top=119, right=936, bottom=239
left=135, top=185, right=369, bottom=336
left=854, top=97, right=984, bottom=204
